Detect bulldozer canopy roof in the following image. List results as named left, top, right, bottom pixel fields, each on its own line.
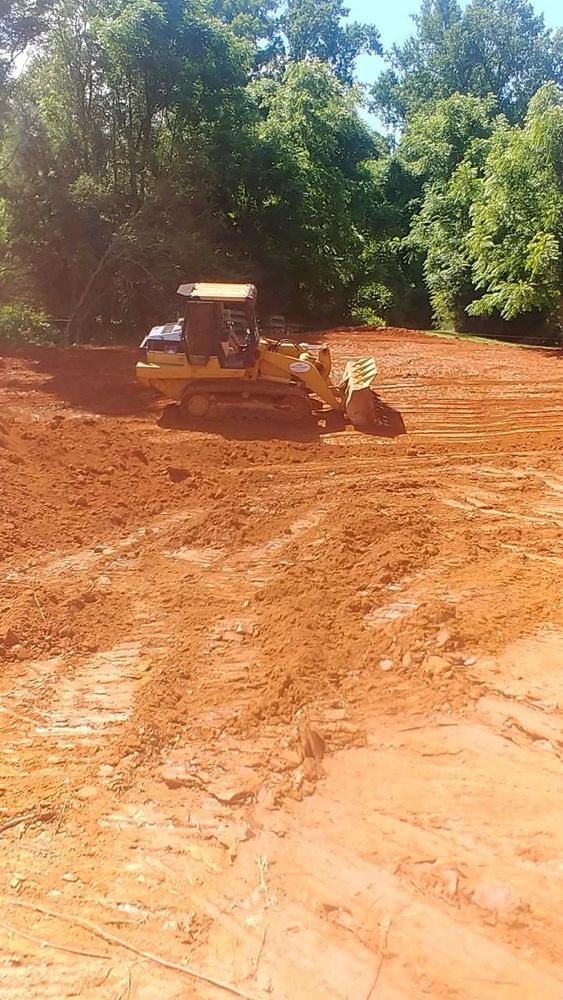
left=177, top=282, right=257, bottom=303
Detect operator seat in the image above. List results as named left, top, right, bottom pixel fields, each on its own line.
left=184, top=299, right=255, bottom=369
left=222, top=325, right=255, bottom=369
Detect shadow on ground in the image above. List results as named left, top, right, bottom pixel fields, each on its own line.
left=157, top=393, right=406, bottom=442
left=0, top=343, right=153, bottom=416
left=536, top=347, right=563, bottom=360
left=158, top=402, right=322, bottom=443
left=368, top=396, right=407, bottom=438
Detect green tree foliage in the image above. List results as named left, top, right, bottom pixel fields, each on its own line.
left=374, top=0, right=561, bottom=128
left=234, top=62, right=396, bottom=319
left=281, top=0, right=381, bottom=84
left=2, top=0, right=255, bottom=338
left=0, top=301, right=58, bottom=344
left=402, top=93, right=498, bottom=328
left=401, top=85, right=563, bottom=332
left=0, top=0, right=405, bottom=337
left=467, top=83, right=563, bottom=323
left=0, top=0, right=51, bottom=91
left=0, top=0, right=561, bottom=343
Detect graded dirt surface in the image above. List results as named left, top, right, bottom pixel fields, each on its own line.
left=1, top=329, right=563, bottom=999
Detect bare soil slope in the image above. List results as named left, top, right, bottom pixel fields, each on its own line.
left=1, top=330, right=563, bottom=999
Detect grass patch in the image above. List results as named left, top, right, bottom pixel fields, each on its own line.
left=418, top=328, right=561, bottom=350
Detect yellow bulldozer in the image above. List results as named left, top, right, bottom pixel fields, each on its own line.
left=136, top=282, right=377, bottom=427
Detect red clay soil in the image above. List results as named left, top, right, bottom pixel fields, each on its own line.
left=1, top=329, right=563, bottom=999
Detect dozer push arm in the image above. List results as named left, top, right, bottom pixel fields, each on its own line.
left=257, top=347, right=344, bottom=412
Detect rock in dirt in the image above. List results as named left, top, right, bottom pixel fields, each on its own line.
left=325, top=719, right=367, bottom=750
left=216, top=821, right=255, bottom=852
left=301, top=725, right=326, bottom=760
left=379, top=658, right=394, bottom=671
left=302, top=757, right=321, bottom=782
left=162, top=760, right=261, bottom=804
left=323, top=708, right=347, bottom=722
left=532, top=738, right=555, bottom=753
left=167, top=466, right=191, bottom=483
left=62, top=872, right=79, bottom=883
left=471, top=882, right=522, bottom=915
left=424, top=654, right=451, bottom=676
left=206, top=771, right=262, bottom=805
left=256, top=786, right=277, bottom=810
left=235, top=622, right=254, bottom=636
left=3, top=628, right=20, bottom=648
left=274, top=748, right=302, bottom=771
left=477, top=657, right=498, bottom=673
left=76, top=785, right=99, bottom=801
left=442, top=868, right=459, bottom=898
left=436, top=628, right=452, bottom=649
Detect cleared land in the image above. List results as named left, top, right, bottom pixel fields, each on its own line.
left=1, top=329, right=563, bottom=999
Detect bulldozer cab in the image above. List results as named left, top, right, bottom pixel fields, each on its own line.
left=178, top=282, right=258, bottom=369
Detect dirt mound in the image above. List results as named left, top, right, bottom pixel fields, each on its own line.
left=0, top=579, right=134, bottom=663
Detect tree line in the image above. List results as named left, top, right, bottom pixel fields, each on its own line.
left=0, top=0, right=561, bottom=343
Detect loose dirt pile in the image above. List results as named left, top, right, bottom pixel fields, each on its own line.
left=1, top=331, right=563, bottom=999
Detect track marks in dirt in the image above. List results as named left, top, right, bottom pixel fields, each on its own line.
left=2, top=332, right=563, bottom=999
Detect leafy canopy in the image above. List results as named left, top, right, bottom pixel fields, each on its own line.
left=0, top=0, right=561, bottom=342
left=373, top=0, right=562, bottom=127
left=467, top=83, right=563, bottom=321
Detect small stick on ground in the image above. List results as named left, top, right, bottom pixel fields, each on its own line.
left=33, top=590, right=47, bottom=626
left=0, top=916, right=110, bottom=961
left=252, top=923, right=268, bottom=975
left=366, top=915, right=393, bottom=999
left=256, top=856, right=270, bottom=906
left=50, top=779, right=71, bottom=838
left=0, top=807, right=55, bottom=835
left=0, top=917, right=133, bottom=999
left=0, top=896, right=261, bottom=1000
left=116, top=958, right=133, bottom=1000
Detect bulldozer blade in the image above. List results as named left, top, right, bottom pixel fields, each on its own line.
left=342, top=357, right=377, bottom=427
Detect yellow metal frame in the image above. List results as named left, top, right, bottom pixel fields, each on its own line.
left=258, top=346, right=343, bottom=410
left=137, top=341, right=345, bottom=412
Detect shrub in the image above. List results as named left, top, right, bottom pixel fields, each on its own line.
left=349, top=306, right=386, bottom=327
left=0, top=303, right=60, bottom=345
